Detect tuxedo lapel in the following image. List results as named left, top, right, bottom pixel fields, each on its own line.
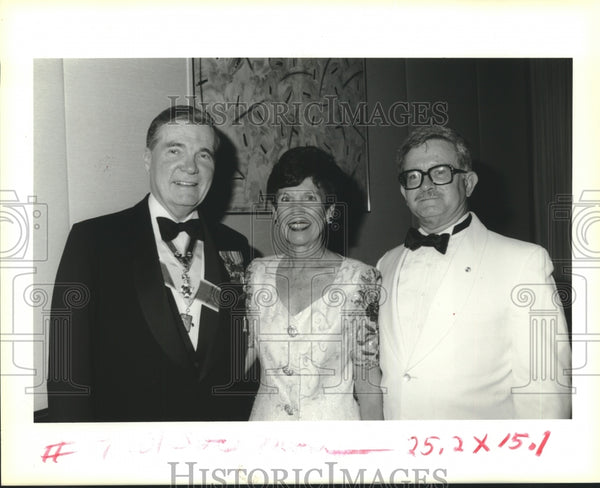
left=194, top=215, right=229, bottom=382
left=380, top=247, right=410, bottom=369
left=131, top=198, right=192, bottom=369
left=407, top=214, right=488, bottom=370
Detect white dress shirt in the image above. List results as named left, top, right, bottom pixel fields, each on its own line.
left=148, top=194, right=204, bottom=350
left=396, top=213, right=470, bottom=358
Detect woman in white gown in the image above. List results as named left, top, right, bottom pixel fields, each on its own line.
left=245, top=147, right=383, bottom=420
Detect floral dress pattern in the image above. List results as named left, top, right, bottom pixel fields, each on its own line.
left=244, top=256, right=381, bottom=420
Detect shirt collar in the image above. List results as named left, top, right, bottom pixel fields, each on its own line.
left=418, top=211, right=471, bottom=236
left=148, top=193, right=198, bottom=222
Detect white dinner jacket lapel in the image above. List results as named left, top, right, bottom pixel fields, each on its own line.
left=405, top=214, right=489, bottom=371
left=380, top=247, right=410, bottom=369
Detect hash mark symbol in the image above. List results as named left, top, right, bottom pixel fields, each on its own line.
left=41, top=441, right=76, bottom=463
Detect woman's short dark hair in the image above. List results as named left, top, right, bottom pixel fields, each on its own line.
left=146, top=104, right=219, bottom=150
left=266, top=146, right=347, bottom=206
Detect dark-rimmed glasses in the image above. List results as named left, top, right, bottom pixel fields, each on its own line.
left=398, top=164, right=468, bottom=190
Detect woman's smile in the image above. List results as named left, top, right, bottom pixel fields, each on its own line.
left=287, top=218, right=311, bottom=231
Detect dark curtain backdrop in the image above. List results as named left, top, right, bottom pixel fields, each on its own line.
left=529, top=59, right=572, bottom=327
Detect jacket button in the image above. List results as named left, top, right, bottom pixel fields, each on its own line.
left=282, top=366, right=294, bottom=376
left=284, top=404, right=294, bottom=415
left=403, top=373, right=411, bottom=382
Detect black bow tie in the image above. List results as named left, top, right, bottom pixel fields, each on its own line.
left=404, top=214, right=472, bottom=255
left=405, top=228, right=450, bottom=254
left=157, top=217, right=204, bottom=242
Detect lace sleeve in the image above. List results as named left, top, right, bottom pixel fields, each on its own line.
left=351, top=266, right=381, bottom=368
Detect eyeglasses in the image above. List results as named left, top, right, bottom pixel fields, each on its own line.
left=398, top=164, right=468, bottom=190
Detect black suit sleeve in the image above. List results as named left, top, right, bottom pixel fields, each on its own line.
left=47, top=223, right=95, bottom=421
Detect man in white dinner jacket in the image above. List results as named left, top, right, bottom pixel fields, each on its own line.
left=377, top=125, right=571, bottom=419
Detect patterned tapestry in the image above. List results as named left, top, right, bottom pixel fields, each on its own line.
left=193, top=58, right=369, bottom=212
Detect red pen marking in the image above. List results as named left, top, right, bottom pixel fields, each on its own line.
left=173, top=435, right=192, bottom=450
left=508, top=433, right=529, bottom=450
left=138, top=437, right=161, bottom=455
left=408, top=436, right=418, bottom=456
left=277, top=441, right=287, bottom=452
left=498, top=433, right=511, bottom=448
left=421, top=436, right=440, bottom=456
left=41, top=442, right=76, bottom=463
left=535, top=431, right=551, bottom=457
left=324, top=448, right=392, bottom=455
left=206, top=439, right=227, bottom=444
left=102, top=444, right=111, bottom=460
left=97, top=439, right=112, bottom=460
left=452, top=436, right=464, bottom=452
left=473, top=435, right=490, bottom=453
left=404, top=432, right=549, bottom=457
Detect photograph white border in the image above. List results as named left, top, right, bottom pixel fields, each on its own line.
left=1, top=1, right=599, bottom=485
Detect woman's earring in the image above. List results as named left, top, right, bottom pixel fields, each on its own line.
left=326, top=207, right=335, bottom=225
left=327, top=207, right=335, bottom=225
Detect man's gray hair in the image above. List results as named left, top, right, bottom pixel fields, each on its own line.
left=396, top=125, right=472, bottom=172
left=146, top=104, right=220, bottom=150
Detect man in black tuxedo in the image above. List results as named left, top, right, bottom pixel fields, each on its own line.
left=47, top=105, right=255, bottom=421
